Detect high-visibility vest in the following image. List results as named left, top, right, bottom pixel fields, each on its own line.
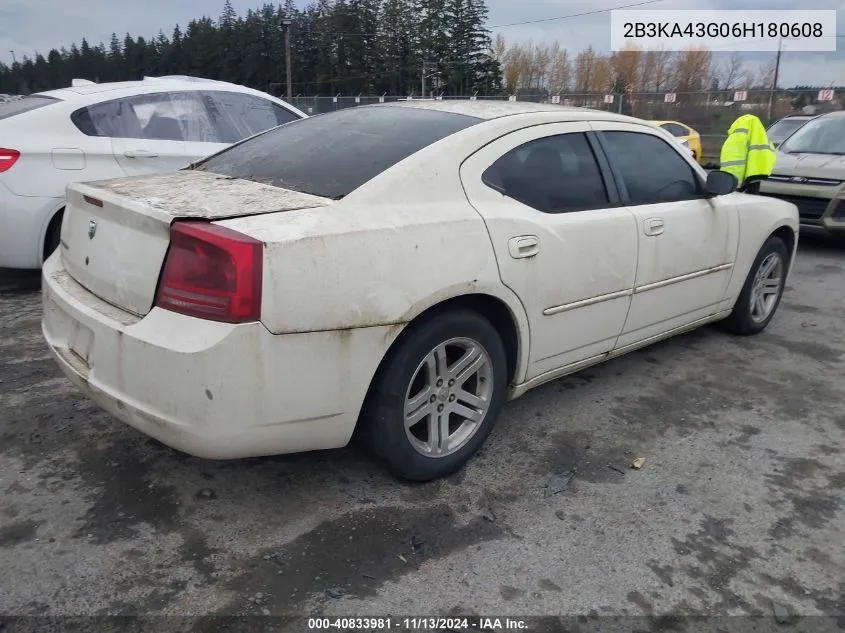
left=719, top=114, right=776, bottom=188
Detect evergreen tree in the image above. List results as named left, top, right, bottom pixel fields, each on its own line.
left=0, top=0, right=501, bottom=97
left=379, top=0, right=416, bottom=94
left=107, top=34, right=123, bottom=81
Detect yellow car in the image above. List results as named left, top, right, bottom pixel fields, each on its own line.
left=651, top=120, right=703, bottom=162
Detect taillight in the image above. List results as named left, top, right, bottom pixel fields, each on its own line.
left=154, top=221, right=263, bottom=323
left=0, top=149, right=20, bottom=173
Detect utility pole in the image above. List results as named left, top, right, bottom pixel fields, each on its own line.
left=766, top=38, right=782, bottom=123
left=421, top=61, right=426, bottom=99
left=282, top=19, right=293, bottom=101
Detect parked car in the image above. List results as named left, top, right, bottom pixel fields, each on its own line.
left=759, top=110, right=845, bottom=237
left=0, top=76, right=306, bottom=269
left=766, top=114, right=816, bottom=148
left=650, top=120, right=703, bottom=161
left=42, top=102, right=799, bottom=481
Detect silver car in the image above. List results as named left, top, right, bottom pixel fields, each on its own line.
left=759, top=111, right=845, bottom=237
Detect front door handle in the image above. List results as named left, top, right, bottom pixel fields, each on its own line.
left=123, top=149, right=159, bottom=158
left=508, top=235, right=540, bottom=259
left=644, top=218, right=665, bottom=236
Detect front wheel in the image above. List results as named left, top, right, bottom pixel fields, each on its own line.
left=359, top=310, right=508, bottom=481
left=720, top=236, right=789, bottom=335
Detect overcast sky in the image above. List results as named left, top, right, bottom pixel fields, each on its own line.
left=1, top=0, right=842, bottom=88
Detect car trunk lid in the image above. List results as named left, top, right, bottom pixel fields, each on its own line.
left=60, top=170, right=331, bottom=316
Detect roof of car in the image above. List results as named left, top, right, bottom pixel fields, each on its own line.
left=374, top=99, right=648, bottom=123
left=32, top=76, right=241, bottom=100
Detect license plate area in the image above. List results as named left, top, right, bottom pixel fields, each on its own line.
left=68, top=321, right=94, bottom=367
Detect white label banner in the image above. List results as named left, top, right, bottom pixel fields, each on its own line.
left=610, top=10, right=837, bottom=51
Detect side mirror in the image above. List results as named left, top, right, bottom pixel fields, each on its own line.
left=705, top=170, right=737, bottom=197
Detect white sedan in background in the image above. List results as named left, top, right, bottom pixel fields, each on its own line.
left=42, top=101, right=799, bottom=481
left=0, top=75, right=305, bottom=269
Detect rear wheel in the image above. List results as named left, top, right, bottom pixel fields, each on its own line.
left=720, top=236, right=788, bottom=335
left=359, top=310, right=508, bottom=481
left=43, top=210, right=63, bottom=262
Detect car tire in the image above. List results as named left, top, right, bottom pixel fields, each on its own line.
left=359, top=309, right=508, bottom=482
left=43, top=211, right=63, bottom=262
left=719, top=236, right=789, bottom=335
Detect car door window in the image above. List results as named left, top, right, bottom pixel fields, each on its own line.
left=201, top=91, right=300, bottom=143
left=601, top=131, right=702, bottom=205
left=661, top=123, right=688, bottom=137
left=482, top=132, right=609, bottom=213
left=169, top=92, right=219, bottom=143
left=72, top=92, right=218, bottom=142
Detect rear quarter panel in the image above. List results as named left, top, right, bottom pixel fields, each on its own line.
left=0, top=99, right=122, bottom=198
left=219, top=200, right=511, bottom=334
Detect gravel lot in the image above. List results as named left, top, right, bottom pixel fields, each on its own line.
left=1, top=236, right=844, bottom=627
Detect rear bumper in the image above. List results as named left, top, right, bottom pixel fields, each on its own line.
left=41, top=252, right=395, bottom=459
left=0, top=182, right=61, bottom=269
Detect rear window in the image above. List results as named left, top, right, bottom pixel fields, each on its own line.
left=192, top=106, right=482, bottom=199
left=0, top=95, right=60, bottom=121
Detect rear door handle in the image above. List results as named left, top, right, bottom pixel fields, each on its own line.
left=123, top=149, right=159, bottom=158
left=508, top=235, right=540, bottom=259
left=644, top=218, right=664, bottom=236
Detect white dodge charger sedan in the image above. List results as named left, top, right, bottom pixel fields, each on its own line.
left=42, top=101, right=799, bottom=481
left=0, top=75, right=305, bottom=270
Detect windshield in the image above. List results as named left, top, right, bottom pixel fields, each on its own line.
left=767, top=118, right=810, bottom=144
left=779, top=116, right=845, bottom=155
left=0, top=95, right=60, bottom=121
left=193, top=106, right=482, bottom=199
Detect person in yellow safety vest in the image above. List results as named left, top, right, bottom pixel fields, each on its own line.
left=719, top=113, right=777, bottom=194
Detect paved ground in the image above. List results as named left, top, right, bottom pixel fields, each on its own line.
left=1, top=236, right=844, bottom=627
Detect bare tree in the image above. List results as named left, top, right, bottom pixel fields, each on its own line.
left=547, top=41, right=571, bottom=93
left=575, top=45, right=597, bottom=94
left=647, top=49, right=673, bottom=92
left=717, top=52, right=744, bottom=90
left=492, top=33, right=506, bottom=64
left=752, top=58, right=777, bottom=90
left=501, top=40, right=524, bottom=94
left=610, top=44, right=641, bottom=91
left=671, top=47, right=712, bottom=92
left=528, top=42, right=551, bottom=91
left=592, top=56, right=613, bottom=93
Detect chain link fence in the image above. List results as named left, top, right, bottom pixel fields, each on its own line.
left=290, top=89, right=841, bottom=162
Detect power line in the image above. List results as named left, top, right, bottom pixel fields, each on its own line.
left=488, top=0, right=666, bottom=29
left=291, top=0, right=668, bottom=39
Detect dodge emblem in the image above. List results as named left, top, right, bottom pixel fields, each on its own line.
left=88, top=219, right=97, bottom=239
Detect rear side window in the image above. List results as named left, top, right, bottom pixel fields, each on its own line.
left=193, top=106, right=482, bottom=199
left=200, top=91, right=301, bottom=143
left=0, top=96, right=60, bottom=121
left=72, top=91, right=218, bottom=142
left=660, top=122, right=688, bottom=137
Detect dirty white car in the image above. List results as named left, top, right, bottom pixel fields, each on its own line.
left=42, top=102, right=799, bottom=481
left=0, top=75, right=305, bottom=270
